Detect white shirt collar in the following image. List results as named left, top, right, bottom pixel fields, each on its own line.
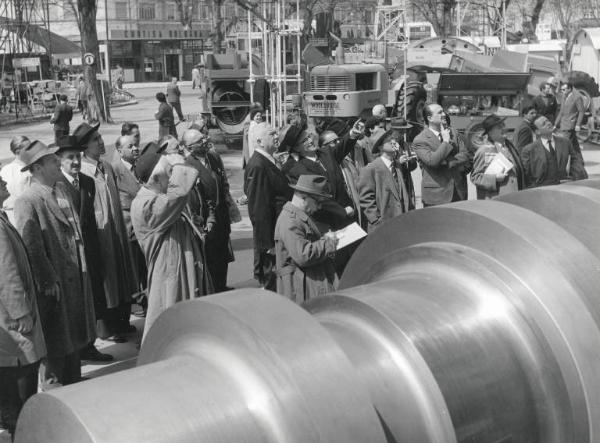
left=62, top=170, right=78, bottom=184
left=540, top=136, right=554, bottom=151
left=380, top=155, right=393, bottom=170
left=120, top=158, right=133, bottom=170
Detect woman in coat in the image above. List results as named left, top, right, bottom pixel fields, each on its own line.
left=471, top=114, right=525, bottom=199
left=0, top=176, right=46, bottom=436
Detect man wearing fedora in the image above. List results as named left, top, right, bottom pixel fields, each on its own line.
left=131, top=142, right=212, bottom=341
left=50, top=94, right=73, bottom=144
left=75, top=122, right=138, bottom=342
left=412, top=104, right=470, bottom=206
left=56, top=135, right=112, bottom=362
left=274, top=175, right=339, bottom=303
left=244, top=123, right=293, bottom=291
left=471, top=114, right=525, bottom=199
left=14, top=140, right=96, bottom=385
left=359, top=127, right=417, bottom=232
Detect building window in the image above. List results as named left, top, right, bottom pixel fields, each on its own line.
left=167, top=3, right=177, bottom=20
left=139, top=3, right=156, bottom=20
left=115, top=2, right=128, bottom=19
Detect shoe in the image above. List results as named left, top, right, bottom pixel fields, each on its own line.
left=104, top=334, right=127, bottom=343
left=132, top=308, right=146, bottom=318
left=81, top=347, right=114, bottom=362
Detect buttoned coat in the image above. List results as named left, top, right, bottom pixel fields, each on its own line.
left=57, top=173, right=106, bottom=319
left=244, top=151, right=293, bottom=251
left=0, top=211, right=46, bottom=367
left=521, top=136, right=588, bottom=188
left=274, top=202, right=338, bottom=303
left=358, top=156, right=416, bottom=232
left=412, top=127, right=467, bottom=205
left=81, top=157, right=137, bottom=308
left=50, top=102, right=73, bottom=132
left=14, top=182, right=96, bottom=358
left=131, top=162, right=212, bottom=340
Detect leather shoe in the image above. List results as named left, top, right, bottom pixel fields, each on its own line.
left=81, top=347, right=114, bottom=362
left=104, top=334, right=127, bottom=343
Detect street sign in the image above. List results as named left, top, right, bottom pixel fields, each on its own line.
left=12, top=57, right=40, bottom=68
left=83, top=53, right=95, bottom=65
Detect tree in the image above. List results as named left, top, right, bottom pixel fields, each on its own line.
left=174, top=0, right=198, bottom=30
left=211, top=0, right=225, bottom=53
left=410, top=0, right=457, bottom=37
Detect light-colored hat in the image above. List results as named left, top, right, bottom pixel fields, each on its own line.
left=289, top=174, right=332, bottom=199
left=19, top=140, right=59, bottom=172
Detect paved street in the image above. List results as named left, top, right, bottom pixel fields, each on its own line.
left=1, top=84, right=599, bottom=379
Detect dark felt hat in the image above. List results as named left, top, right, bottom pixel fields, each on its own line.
left=55, top=135, right=82, bottom=153
left=72, top=121, right=101, bottom=146
left=390, top=117, right=413, bottom=130
left=134, top=141, right=167, bottom=183
left=371, top=129, right=396, bottom=155
left=289, top=174, right=332, bottom=199
left=481, top=114, right=507, bottom=134
left=19, top=140, right=59, bottom=172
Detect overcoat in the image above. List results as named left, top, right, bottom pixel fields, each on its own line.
left=512, top=119, right=535, bottom=152
left=50, top=102, right=73, bottom=132
left=244, top=151, right=292, bottom=252
left=0, top=210, right=46, bottom=367
left=131, top=161, right=212, bottom=340
left=274, top=202, right=338, bottom=303
left=471, top=139, right=525, bottom=200
left=521, top=136, right=588, bottom=187
left=57, top=173, right=107, bottom=319
left=14, top=182, right=96, bottom=358
left=81, top=156, right=137, bottom=308
left=358, top=156, right=416, bottom=232
left=109, top=152, right=142, bottom=240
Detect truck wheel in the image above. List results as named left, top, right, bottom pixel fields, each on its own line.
left=395, top=81, right=427, bottom=141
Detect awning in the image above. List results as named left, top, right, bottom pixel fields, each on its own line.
left=0, top=16, right=81, bottom=56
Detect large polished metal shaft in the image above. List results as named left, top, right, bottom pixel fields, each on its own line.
left=15, top=182, right=600, bottom=442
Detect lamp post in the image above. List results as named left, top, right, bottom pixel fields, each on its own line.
left=104, top=0, right=112, bottom=87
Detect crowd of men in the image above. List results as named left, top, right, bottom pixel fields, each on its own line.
left=0, top=76, right=591, bottom=439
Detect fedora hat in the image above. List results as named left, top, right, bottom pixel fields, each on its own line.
left=289, top=174, right=332, bottom=199
left=72, top=121, right=100, bottom=146
left=481, top=114, right=507, bottom=134
left=55, top=135, right=82, bottom=153
left=134, top=141, right=167, bottom=183
left=279, top=124, right=304, bottom=153
left=371, top=129, right=397, bottom=155
left=390, top=117, right=413, bottom=130
left=19, top=140, right=59, bottom=172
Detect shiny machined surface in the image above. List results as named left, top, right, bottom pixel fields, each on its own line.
left=16, top=290, right=387, bottom=443
left=15, top=181, right=600, bottom=442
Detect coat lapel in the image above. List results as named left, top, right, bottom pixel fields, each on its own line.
left=375, top=158, right=401, bottom=200
left=32, top=183, right=71, bottom=227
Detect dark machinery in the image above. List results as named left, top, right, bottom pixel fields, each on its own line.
left=15, top=181, right=600, bottom=442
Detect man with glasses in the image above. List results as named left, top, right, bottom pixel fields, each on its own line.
left=244, top=123, right=293, bottom=291
left=274, top=174, right=339, bottom=303
left=555, top=82, right=587, bottom=162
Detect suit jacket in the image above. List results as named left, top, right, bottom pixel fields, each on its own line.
left=57, top=173, right=107, bottom=318
left=555, top=90, right=585, bottom=130
left=244, top=151, right=292, bottom=251
left=358, top=157, right=415, bottom=232
left=109, top=151, right=141, bottom=240
left=50, top=102, right=73, bottom=131
left=412, top=127, right=467, bottom=205
left=14, top=182, right=96, bottom=357
left=0, top=210, right=46, bottom=366
left=521, top=136, right=588, bottom=187
left=156, top=102, right=175, bottom=127
left=533, top=94, right=558, bottom=123
left=513, top=119, right=535, bottom=151
left=166, top=83, right=181, bottom=103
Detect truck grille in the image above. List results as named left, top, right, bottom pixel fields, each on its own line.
left=311, top=75, right=351, bottom=91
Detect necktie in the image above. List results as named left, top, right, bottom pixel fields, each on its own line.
left=548, top=139, right=555, bottom=154
left=97, top=161, right=105, bottom=175
left=73, top=177, right=79, bottom=189
left=438, top=133, right=443, bottom=143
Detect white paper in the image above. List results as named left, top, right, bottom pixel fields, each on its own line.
left=485, top=152, right=514, bottom=175
left=334, top=222, right=367, bottom=250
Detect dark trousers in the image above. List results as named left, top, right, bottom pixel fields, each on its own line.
left=0, top=361, right=40, bottom=434
left=562, top=129, right=583, bottom=156
left=205, top=230, right=231, bottom=293
left=253, top=248, right=276, bottom=291
left=169, top=101, right=184, bottom=121
left=54, top=128, right=68, bottom=144
left=44, top=351, right=81, bottom=386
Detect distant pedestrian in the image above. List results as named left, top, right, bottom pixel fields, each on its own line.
left=155, top=92, right=177, bottom=139
left=533, top=82, right=558, bottom=123
left=0, top=136, right=31, bottom=223
left=192, top=66, right=201, bottom=89
left=50, top=94, right=73, bottom=143
left=555, top=82, right=586, bottom=159
left=115, top=64, right=124, bottom=89
left=166, top=76, right=185, bottom=122
left=76, top=78, right=89, bottom=120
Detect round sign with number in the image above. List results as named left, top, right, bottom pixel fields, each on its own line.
left=83, top=53, right=95, bottom=66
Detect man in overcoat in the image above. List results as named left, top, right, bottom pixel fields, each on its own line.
left=14, top=140, right=96, bottom=385
left=131, top=142, right=212, bottom=341
left=0, top=175, right=46, bottom=437
left=521, top=116, right=588, bottom=188
left=50, top=94, right=73, bottom=143
left=412, top=104, right=469, bottom=206
left=555, top=82, right=586, bottom=158
left=359, top=129, right=417, bottom=232
left=56, top=135, right=112, bottom=362
left=274, top=175, right=338, bottom=303
left=76, top=122, right=138, bottom=341
left=244, top=123, right=293, bottom=291
left=166, top=76, right=185, bottom=122
left=182, top=129, right=233, bottom=293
